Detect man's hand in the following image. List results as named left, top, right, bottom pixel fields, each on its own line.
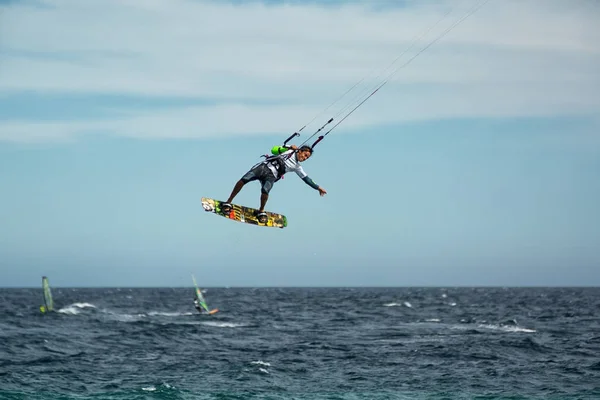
left=290, top=144, right=298, bottom=151
left=318, top=187, right=327, bottom=197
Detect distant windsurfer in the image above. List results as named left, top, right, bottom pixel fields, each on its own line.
left=221, top=144, right=327, bottom=223
left=193, top=298, right=204, bottom=314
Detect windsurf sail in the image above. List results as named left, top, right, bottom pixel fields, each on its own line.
left=191, top=274, right=212, bottom=314
left=40, top=276, right=54, bottom=313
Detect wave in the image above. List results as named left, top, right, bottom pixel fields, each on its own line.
left=147, top=311, right=194, bottom=317
left=477, top=323, right=537, bottom=333
left=251, top=360, right=271, bottom=367
left=57, top=303, right=96, bottom=315
left=200, top=321, right=245, bottom=328
left=57, top=305, right=196, bottom=320
left=383, top=302, right=412, bottom=307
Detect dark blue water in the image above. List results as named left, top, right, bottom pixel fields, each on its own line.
left=1, top=287, right=599, bottom=399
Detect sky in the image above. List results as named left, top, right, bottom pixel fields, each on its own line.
left=0, top=0, right=599, bottom=287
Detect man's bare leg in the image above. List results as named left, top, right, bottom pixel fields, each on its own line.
left=226, top=180, right=245, bottom=204
left=259, top=193, right=268, bottom=212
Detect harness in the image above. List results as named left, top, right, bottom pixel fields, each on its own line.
left=258, top=131, right=300, bottom=181
left=262, top=153, right=288, bottom=181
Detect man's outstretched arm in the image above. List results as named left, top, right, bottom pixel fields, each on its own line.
left=302, top=176, right=327, bottom=196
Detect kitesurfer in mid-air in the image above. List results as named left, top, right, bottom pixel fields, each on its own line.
left=221, top=144, right=327, bottom=223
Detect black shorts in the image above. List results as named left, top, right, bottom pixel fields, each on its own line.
left=241, top=163, right=277, bottom=194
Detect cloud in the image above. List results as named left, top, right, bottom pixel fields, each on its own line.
left=0, top=0, right=599, bottom=142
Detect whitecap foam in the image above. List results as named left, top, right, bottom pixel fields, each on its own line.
left=251, top=360, right=271, bottom=367
left=142, top=387, right=156, bottom=392
left=72, top=303, right=96, bottom=309
left=148, top=311, right=193, bottom=317
left=259, top=368, right=269, bottom=374
left=57, top=303, right=97, bottom=315
left=57, top=307, right=80, bottom=315
left=200, top=321, right=244, bottom=328
left=478, top=324, right=536, bottom=333
left=383, top=303, right=400, bottom=307
left=102, top=310, right=146, bottom=322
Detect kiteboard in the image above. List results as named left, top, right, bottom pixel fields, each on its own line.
left=201, top=197, right=287, bottom=229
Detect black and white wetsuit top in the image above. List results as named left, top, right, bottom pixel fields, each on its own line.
left=265, top=149, right=308, bottom=180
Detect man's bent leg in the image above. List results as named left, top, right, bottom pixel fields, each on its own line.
left=227, top=180, right=246, bottom=204
left=224, top=166, right=258, bottom=209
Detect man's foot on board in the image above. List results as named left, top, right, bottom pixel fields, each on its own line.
left=255, top=211, right=268, bottom=224
left=221, top=202, right=233, bottom=213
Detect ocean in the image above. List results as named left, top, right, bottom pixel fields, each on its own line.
left=1, top=287, right=599, bottom=399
